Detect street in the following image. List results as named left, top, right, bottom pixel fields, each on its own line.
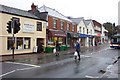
left=1, top=44, right=119, bottom=79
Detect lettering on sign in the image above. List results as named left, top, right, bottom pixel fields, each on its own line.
left=23, top=22, right=35, bottom=33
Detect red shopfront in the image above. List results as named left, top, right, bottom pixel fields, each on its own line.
left=47, top=29, right=66, bottom=46
left=95, top=33, right=101, bottom=45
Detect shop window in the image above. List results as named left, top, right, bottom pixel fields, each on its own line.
left=24, top=38, right=30, bottom=49
left=37, top=22, right=42, bottom=31
left=7, top=37, right=13, bottom=50
left=16, top=37, right=23, bottom=50
left=7, top=37, right=31, bottom=50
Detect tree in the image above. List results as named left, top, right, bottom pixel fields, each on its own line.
left=115, top=25, right=120, bottom=33
left=103, top=22, right=116, bottom=38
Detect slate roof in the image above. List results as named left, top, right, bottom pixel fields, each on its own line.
left=69, top=17, right=84, bottom=24
left=84, top=19, right=92, bottom=25
left=38, top=5, right=72, bottom=22
left=0, top=4, right=45, bottom=20
left=28, top=9, right=48, bottom=21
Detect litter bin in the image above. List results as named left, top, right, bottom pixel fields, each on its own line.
left=45, top=47, right=54, bottom=53
left=60, top=46, right=64, bottom=51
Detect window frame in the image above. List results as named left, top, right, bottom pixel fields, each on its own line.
left=61, top=20, right=64, bottom=29
left=7, top=37, right=31, bottom=50
left=72, top=24, right=74, bottom=32
left=53, top=18, right=57, bottom=28
left=37, top=22, right=42, bottom=31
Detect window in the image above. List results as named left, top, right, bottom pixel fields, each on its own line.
left=72, top=25, right=74, bottom=31
left=7, top=37, right=31, bottom=50
left=83, top=27, right=85, bottom=34
left=67, top=23, right=70, bottom=31
left=87, top=29, right=89, bottom=34
left=79, top=27, right=81, bottom=33
left=7, top=37, right=13, bottom=50
left=16, top=37, right=23, bottom=50
left=61, top=21, right=64, bottom=29
left=91, top=30, right=92, bottom=34
left=53, top=19, right=57, bottom=28
left=37, top=22, right=42, bottom=31
left=24, top=38, right=30, bottom=49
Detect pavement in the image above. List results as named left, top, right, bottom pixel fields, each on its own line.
left=1, top=46, right=93, bottom=62
left=0, top=44, right=119, bottom=78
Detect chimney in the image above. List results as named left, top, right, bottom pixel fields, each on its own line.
left=31, top=3, right=37, bottom=12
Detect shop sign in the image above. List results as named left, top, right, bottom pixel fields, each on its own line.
left=97, top=33, right=101, bottom=36
left=54, top=34, right=66, bottom=37
left=23, top=22, right=35, bottom=33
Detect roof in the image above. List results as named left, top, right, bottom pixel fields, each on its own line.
left=38, top=5, right=72, bottom=22
left=68, top=17, right=84, bottom=24
left=84, top=19, right=92, bottom=25
left=0, top=4, right=43, bottom=20
left=28, top=10, right=48, bottom=21
left=92, top=20, right=102, bottom=27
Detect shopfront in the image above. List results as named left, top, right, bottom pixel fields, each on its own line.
left=95, top=33, right=101, bottom=45
left=45, top=29, right=67, bottom=53
left=88, top=35, right=95, bottom=46
left=79, top=34, right=88, bottom=47
left=0, top=6, right=47, bottom=55
left=67, top=32, right=79, bottom=48
left=47, top=29, right=66, bottom=46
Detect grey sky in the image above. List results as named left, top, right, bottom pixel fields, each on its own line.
left=0, top=0, right=119, bottom=25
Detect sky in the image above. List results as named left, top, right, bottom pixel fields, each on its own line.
left=0, top=0, right=119, bottom=25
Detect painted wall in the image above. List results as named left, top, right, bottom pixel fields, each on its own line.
left=87, top=22, right=95, bottom=36
left=0, top=13, right=46, bottom=55
left=78, top=20, right=87, bottom=34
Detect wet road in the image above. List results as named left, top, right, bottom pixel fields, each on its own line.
left=1, top=45, right=119, bottom=78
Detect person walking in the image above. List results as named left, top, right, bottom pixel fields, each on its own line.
left=55, top=40, right=60, bottom=56
left=75, top=40, right=81, bottom=60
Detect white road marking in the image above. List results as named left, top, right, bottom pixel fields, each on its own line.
left=16, top=66, right=40, bottom=71
left=100, top=64, right=114, bottom=78
left=0, top=66, right=41, bottom=78
left=6, top=62, right=40, bottom=67
left=100, top=71, right=109, bottom=78
left=0, top=70, right=16, bottom=78
left=0, top=62, right=41, bottom=78
left=85, top=75, right=99, bottom=78
left=81, top=55, right=91, bottom=58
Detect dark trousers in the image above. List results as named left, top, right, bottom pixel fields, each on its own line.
left=76, top=49, right=80, bottom=60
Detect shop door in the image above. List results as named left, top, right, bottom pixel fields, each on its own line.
left=37, top=38, right=44, bottom=46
